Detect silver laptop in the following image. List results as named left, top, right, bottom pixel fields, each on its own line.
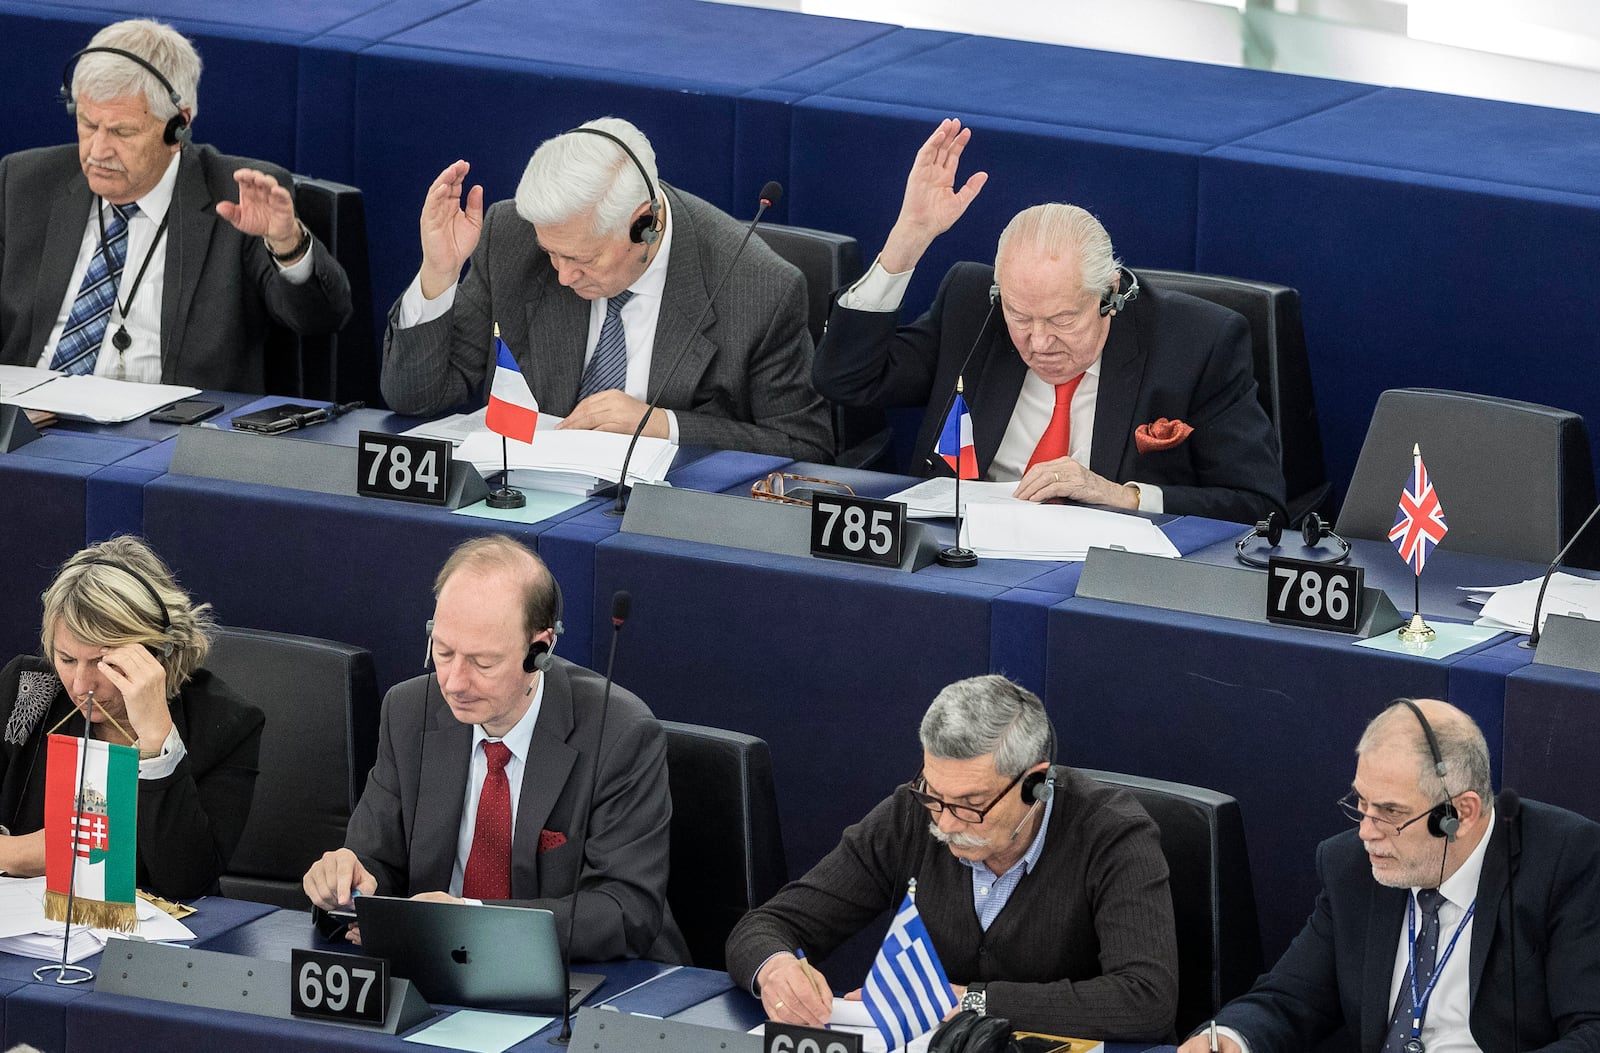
left=353, top=895, right=604, bottom=1013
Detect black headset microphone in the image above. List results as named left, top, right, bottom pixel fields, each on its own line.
left=605, top=181, right=784, bottom=517
left=1235, top=510, right=1350, bottom=568
left=1008, top=765, right=1056, bottom=842
left=61, top=46, right=192, bottom=146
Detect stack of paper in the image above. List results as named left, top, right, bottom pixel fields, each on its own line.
left=401, top=406, right=489, bottom=445
left=0, top=365, right=60, bottom=400
left=7, top=375, right=200, bottom=423
left=1466, top=572, right=1600, bottom=634
left=456, top=427, right=676, bottom=495
left=886, top=477, right=1029, bottom=519
left=0, top=877, right=197, bottom=963
left=959, top=502, right=1181, bottom=561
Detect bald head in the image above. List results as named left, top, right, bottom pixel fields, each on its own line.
left=1357, top=698, right=1493, bottom=804
left=434, top=534, right=560, bottom=638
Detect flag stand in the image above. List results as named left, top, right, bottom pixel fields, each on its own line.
left=485, top=436, right=525, bottom=509
left=1394, top=443, right=1439, bottom=644
left=1398, top=575, right=1435, bottom=643
left=937, top=470, right=977, bottom=568
left=35, top=693, right=99, bottom=985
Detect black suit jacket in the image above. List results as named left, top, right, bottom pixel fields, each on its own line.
left=0, top=655, right=265, bottom=901
left=1217, top=797, right=1600, bottom=1052
left=814, top=261, right=1285, bottom=523
left=342, top=657, right=686, bottom=964
left=0, top=142, right=352, bottom=392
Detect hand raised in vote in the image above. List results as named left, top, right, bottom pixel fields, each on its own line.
left=557, top=389, right=668, bottom=439
left=1012, top=455, right=1139, bottom=510
left=879, top=118, right=989, bottom=275
left=217, top=168, right=303, bottom=256
left=418, top=159, right=484, bottom=300
left=757, top=953, right=833, bottom=1030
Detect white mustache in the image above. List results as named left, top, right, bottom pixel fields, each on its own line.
left=927, top=821, right=988, bottom=849
left=87, top=158, right=127, bottom=173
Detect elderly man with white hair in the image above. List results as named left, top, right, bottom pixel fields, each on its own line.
left=0, top=18, right=352, bottom=391
left=381, top=117, right=832, bottom=461
left=814, top=118, right=1284, bottom=524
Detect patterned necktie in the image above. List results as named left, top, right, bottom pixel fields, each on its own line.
left=1381, top=888, right=1445, bottom=1053
left=51, top=201, right=139, bottom=375
left=577, top=288, right=635, bottom=400
left=1025, top=372, right=1088, bottom=473
left=461, top=741, right=513, bottom=900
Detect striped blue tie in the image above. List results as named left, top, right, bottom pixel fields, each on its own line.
left=578, top=288, right=635, bottom=400
left=51, top=202, right=138, bottom=375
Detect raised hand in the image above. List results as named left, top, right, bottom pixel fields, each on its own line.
left=879, top=118, right=990, bottom=274
left=419, top=160, right=485, bottom=299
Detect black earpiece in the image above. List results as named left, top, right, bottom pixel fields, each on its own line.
left=1397, top=698, right=1460, bottom=842
left=62, top=46, right=190, bottom=146
left=81, top=557, right=174, bottom=656
left=1236, top=510, right=1351, bottom=569
left=1098, top=267, right=1140, bottom=316
left=563, top=126, right=661, bottom=245
left=988, top=283, right=999, bottom=306
left=1020, top=765, right=1055, bottom=805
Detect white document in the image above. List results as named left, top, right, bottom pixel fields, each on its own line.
left=1471, top=572, right=1600, bottom=633
left=959, top=502, right=1181, bottom=561
left=8, top=375, right=200, bottom=423
left=455, top=427, right=675, bottom=488
left=401, top=406, right=490, bottom=445
left=749, top=997, right=932, bottom=1053
left=0, top=365, right=61, bottom=399
left=0, top=876, right=196, bottom=962
left=886, top=477, right=1028, bottom=519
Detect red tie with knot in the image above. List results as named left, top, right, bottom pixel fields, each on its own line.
left=1025, top=373, right=1087, bottom=474
left=462, top=740, right=513, bottom=900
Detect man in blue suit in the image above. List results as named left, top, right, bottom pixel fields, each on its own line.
left=1181, top=698, right=1600, bottom=1053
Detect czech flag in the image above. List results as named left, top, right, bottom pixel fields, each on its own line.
left=937, top=392, right=977, bottom=480
left=486, top=335, right=539, bottom=443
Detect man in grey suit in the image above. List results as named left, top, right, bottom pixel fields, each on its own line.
left=380, top=117, right=831, bottom=461
left=0, top=19, right=351, bottom=392
left=303, top=534, right=685, bottom=963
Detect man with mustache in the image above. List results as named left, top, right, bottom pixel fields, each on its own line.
left=0, top=19, right=351, bottom=391
left=1179, top=698, right=1600, bottom=1053
left=725, top=674, right=1178, bottom=1040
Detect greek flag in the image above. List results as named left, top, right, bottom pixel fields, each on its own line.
left=862, top=892, right=957, bottom=1050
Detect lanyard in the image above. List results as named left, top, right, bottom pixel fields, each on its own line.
left=96, top=197, right=172, bottom=353
left=1403, top=891, right=1476, bottom=1051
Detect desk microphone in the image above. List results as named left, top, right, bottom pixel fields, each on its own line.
left=1523, top=501, right=1600, bottom=648
left=606, top=183, right=784, bottom=517
left=554, top=590, right=630, bottom=1045
left=922, top=292, right=998, bottom=474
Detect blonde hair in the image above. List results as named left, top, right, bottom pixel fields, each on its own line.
left=40, top=536, right=213, bottom=697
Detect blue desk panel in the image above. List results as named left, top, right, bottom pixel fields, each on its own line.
left=1502, top=660, right=1600, bottom=824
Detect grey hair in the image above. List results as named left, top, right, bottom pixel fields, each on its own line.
left=994, top=203, right=1120, bottom=298
left=1357, top=699, right=1494, bottom=804
left=73, top=19, right=201, bottom=123
left=514, top=117, right=658, bottom=237
left=920, top=675, right=1054, bottom=778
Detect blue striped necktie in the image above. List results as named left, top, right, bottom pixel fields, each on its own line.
left=51, top=201, right=139, bottom=375
left=578, top=288, right=635, bottom=400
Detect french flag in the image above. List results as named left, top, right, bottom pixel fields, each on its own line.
left=486, top=335, right=539, bottom=443
left=937, top=392, right=977, bottom=480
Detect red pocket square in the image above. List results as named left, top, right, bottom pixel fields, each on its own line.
left=538, top=828, right=568, bottom=852
left=1134, top=417, right=1194, bottom=454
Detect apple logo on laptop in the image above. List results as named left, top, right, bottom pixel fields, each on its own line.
left=451, top=945, right=470, bottom=965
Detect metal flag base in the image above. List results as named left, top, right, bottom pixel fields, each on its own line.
left=485, top=486, right=525, bottom=509
left=34, top=962, right=94, bottom=984
left=1397, top=613, right=1436, bottom=643
left=937, top=546, right=978, bottom=568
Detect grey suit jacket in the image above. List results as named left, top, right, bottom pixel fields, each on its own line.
left=343, top=657, right=686, bottom=964
left=0, top=142, right=352, bottom=393
left=380, top=185, right=832, bottom=460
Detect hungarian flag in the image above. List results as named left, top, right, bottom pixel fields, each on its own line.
left=1389, top=445, right=1448, bottom=576
left=937, top=391, right=978, bottom=480
left=486, top=334, right=539, bottom=443
left=44, top=734, right=138, bottom=931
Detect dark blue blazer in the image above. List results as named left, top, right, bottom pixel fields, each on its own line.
left=1217, top=796, right=1600, bottom=1052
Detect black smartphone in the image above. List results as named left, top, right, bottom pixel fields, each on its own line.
left=149, top=398, right=224, bottom=425
left=230, top=403, right=320, bottom=434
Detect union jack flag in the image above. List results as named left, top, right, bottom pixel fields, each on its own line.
left=1390, top=453, right=1448, bottom=576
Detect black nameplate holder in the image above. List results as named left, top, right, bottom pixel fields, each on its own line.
left=0, top=404, right=42, bottom=453
left=356, top=430, right=453, bottom=506
left=97, top=941, right=431, bottom=1035
left=1265, top=555, right=1365, bottom=634
left=169, top=425, right=487, bottom=509
left=290, top=947, right=389, bottom=1026
left=621, top=482, right=937, bottom=573
left=766, top=1020, right=864, bottom=1053
left=810, top=492, right=905, bottom=569
left=1077, top=547, right=1402, bottom=638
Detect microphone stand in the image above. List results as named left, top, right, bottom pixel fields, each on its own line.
left=36, top=691, right=99, bottom=984
left=1523, top=501, right=1600, bottom=648
left=606, top=183, right=783, bottom=518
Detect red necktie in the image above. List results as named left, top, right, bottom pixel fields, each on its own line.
left=1026, top=373, right=1087, bottom=473
left=462, top=741, right=513, bottom=900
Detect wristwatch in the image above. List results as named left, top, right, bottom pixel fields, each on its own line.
left=960, top=984, right=986, bottom=1016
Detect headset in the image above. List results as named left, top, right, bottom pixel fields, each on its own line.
left=1235, top=510, right=1351, bottom=568
left=562, top=126, right=661, bottom=245
left=1007, top=722, right=1058, bottom=843
left=424, top=577, right=566, bottom=674
left=1396, top=698, right=1461, bottom=842
left=81, top=557, right=176, bottom=657
left=1098, top=266, right=1140, bottom=316
left=61, top=46, right=191, bottom=147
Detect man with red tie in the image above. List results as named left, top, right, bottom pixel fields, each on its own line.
left=303, top=535, right=685, bottom=963
left=813, top=119, right=1285, bottom=525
